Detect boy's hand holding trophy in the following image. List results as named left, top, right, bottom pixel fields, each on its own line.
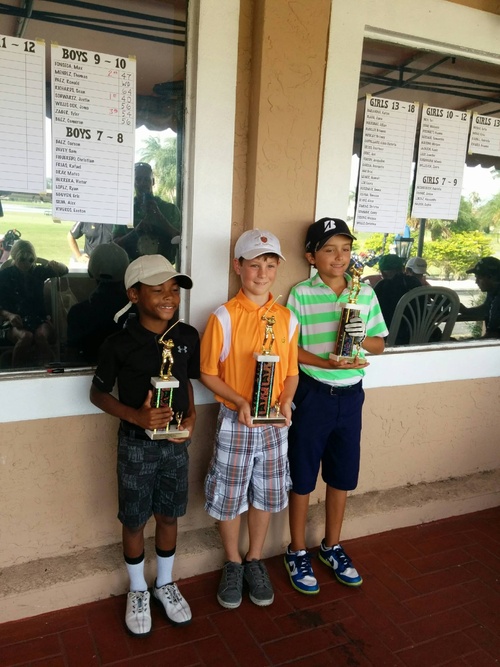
left=330, top=262, right=368, bottom=364
left=146, top=322, right=190, bottom=440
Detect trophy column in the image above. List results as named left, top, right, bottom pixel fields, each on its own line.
left=330, top=303, right=362, bottom=362
left=330, top=263, right=364, bottom=363
left=250, top=312, right=286, bottom=425
left=145, top=376, right=189, bottom=440
left=146, top=329, right=189, bottom=440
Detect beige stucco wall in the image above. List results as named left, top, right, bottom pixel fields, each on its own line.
left=1, top=0, right=500, bottom=621
left=2, top=378, right=498, bottom=570
left=230, top=0, right=331, bottom=298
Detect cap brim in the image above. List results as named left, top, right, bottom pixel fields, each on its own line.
left=139, top=271, right=193, bottom=289
left=240, top=249, right=286, bottom=261
left=315, top=230, right=356, bottom=250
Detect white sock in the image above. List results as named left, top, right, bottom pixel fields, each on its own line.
left=125, top=558, right=148, bottom=592
left=156, top=549, right=175, bottom=588
left=288, top=545, right=306, bottom=555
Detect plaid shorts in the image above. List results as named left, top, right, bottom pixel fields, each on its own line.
left=117, top=427, right=189, bottom=529
left=204, top=404, right=291, bottom=521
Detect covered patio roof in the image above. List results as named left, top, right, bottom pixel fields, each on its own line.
left=0, top=0, right=187, bottom=130
left=355, top=38, right=500, bottom=169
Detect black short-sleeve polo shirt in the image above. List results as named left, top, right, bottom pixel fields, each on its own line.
left=92, top=317, right=200, bottom=433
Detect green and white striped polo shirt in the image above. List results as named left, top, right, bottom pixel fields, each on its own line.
left=287, top=272, right=388, bottom=386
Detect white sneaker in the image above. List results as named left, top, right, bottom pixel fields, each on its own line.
left=125, top=591, right=152, bottom=636
left=153, top=581, right=192, bottom=625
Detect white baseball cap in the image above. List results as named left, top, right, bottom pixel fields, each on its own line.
left=114, top=255, right=192, bottom=322
left=234, top=229, right=285, bottom=260
left=406, top=257, right=427, bottom=274
left=124, top=254, right=192, bottom=290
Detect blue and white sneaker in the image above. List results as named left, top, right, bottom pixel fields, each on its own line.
left=318, top=541, right=362, bottom=587
left=284, top=546, right=320, bottom=595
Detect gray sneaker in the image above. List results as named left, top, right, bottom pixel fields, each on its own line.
left=217, top=561, right=244, bottom=609
left=243, top=559, right=274, bottom=606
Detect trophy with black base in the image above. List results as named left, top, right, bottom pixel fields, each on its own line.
left=330, top=262, right=365, bottom=363
left=251, top=311, right=286, bottom=425
left=146, top=323, right=189, bottom=440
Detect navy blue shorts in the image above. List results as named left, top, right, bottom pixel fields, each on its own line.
left=117, top=427, right=189, bottom=529
left=288, top=373, right=364, bottom=494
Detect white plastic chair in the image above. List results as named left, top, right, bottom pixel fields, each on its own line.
left=386, top=286, right=460, bottom=346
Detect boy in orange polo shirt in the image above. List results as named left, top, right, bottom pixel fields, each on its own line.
left=200, top=230, right=299, bottom=609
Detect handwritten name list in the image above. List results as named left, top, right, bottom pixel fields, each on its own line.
left=51, top=44, right=136, bottom=224
left=468, top=112, right=500, bottom=158
left=412, top=105, right=470, bottom=220
left=0, top=35, right=45, bottom=193
left=355, top=95, right=419, bottom=234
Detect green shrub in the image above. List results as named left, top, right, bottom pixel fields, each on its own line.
left=423, top=232, right=492, bottom=279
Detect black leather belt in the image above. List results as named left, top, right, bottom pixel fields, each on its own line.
left=299, top=371, right=362, bottom=396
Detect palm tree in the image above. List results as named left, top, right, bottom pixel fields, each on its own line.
left=478, top=191, right=500, bottom=232
left=139, top=136, right=178, bottom=203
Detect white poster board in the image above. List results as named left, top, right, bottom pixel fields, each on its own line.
left=51, top=45, right=136, bottom=225
left=411, top=105, right=470, bottom=220
left=0, top=35, right=46, bottom=193
left=468, top=112, right=500, bottom=158
left=355, top=95, right=419, bottom=234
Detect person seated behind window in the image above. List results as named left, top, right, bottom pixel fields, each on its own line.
left=113, top=162, right=181, bottom=265
left=67, top=222, right=114, bottom=265
left=405, top=256, right=430, bottom=286
left=67, top=243, right=130, bottom=363
left=458, top=256, right=500, bottom=339
left=0, top=240, right=68, bottom=367
left=374, top=254, right=422, bottom=345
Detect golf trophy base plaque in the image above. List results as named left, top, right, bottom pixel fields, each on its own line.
left=145, top=377, right=190, bottom=440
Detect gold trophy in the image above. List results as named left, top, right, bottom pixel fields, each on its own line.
left=145, top=321, right=189, bottom=440
left=330, top=262, right=365, bottom=363
left=251, top=302, right=286, bottom=425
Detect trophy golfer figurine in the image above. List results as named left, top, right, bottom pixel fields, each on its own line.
left=251, top=302, right=286, bottom=424
left=160, top=338, right=175, bottom=380
left=330, top=261, right=365, bottom=362
left=146, top=322, right=190, bottom=440
left=262, top=314, right=276, bottom=354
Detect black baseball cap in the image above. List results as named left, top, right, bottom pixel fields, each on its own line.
left=134, top=162, right=153, bottom=172
left=379, top=254, right=404, bottom=271
left=305, top=217, right=356, bottom=252
left=466, top=256, right=500, bottom=277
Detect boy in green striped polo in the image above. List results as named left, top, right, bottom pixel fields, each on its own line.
left=284, top=218, right=387, bottom=594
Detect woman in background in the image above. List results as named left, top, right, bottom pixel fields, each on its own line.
left=0, top=240, right=68, bottom=367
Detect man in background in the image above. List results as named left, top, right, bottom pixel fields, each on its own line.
left=374, top=254, right=421, bottom=344
left=66, top=243, right=130, bottom=363
left=459, top=256, right=500, bottom=338
left=113, top=162, right=181, bottom=265
left=67, top=222, right=114, bottom=264
left=405, top=256, right=430, bottom=286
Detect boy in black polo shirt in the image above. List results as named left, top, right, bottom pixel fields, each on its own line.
left=90, top=255, right=200, bottom=637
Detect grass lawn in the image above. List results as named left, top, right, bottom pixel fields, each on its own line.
left=2, top=208, right=80, bottom=264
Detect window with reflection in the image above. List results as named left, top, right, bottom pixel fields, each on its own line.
left=0, top=0, right=187, bottom=372
left=351, top=39, right=500, bottom=344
